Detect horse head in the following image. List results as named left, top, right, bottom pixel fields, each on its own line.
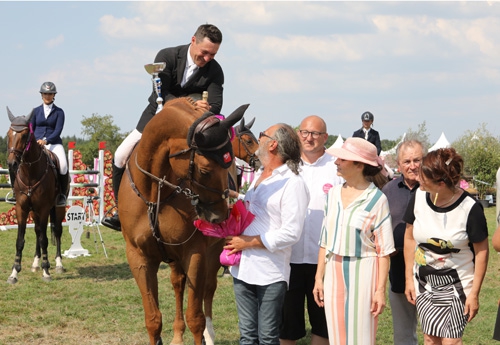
left=234, top=117, right=261, bottom=171
left=186, top=104, right=249, bottom=222
left=6, top=107, right=35, bottom=171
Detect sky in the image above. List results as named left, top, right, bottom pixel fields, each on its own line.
left=1, top=1, right=499, bottom=146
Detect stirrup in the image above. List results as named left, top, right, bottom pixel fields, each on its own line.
left=5, top=191, right=16, bottom=204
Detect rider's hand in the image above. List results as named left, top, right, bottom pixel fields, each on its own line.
left=195, top=100, right=211, bottom=112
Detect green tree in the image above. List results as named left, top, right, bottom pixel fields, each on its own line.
left=404, top=121, right=431, bottom=150
left=326, top=134, right=340, bottom=148
left=452, top=123, right=500, bottom=199
left=381, top=139, right=398, bottom=152
left=0, top=135, right=7, bottom=168
left=79, top=113, right=126, bottom=166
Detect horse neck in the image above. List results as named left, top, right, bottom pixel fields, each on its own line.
left=21, top=138, right=46, bottom=171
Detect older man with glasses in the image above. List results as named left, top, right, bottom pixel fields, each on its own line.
left=280, top=116, right=344, bottom=345
left=226, top=123, right=309, bottom=345
left=381, top=139, right=425, bottom=345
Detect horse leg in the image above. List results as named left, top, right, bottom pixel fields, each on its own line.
left=126, top=247, right=163, bottom=345
left=7, top=210, right=29, bottom=284
left=202, top=240, right=224, bottom=345
left=31, top=234, right=41, bottom=272
left=184, top=251, right=208, bottom=345
left=51, top=206, right=65, bottom=273
left=169, top=262, right=187, bottom=345
left=35, top=212, right=52, bottom=282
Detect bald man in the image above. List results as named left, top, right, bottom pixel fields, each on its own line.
left=280, top=116, right=344, bottom=345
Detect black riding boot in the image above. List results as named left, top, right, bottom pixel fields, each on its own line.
left=8, top=167, right=17, bottom=202
left=56, top=172, right=70, bottom=207
left=102, top=162, right=125, bottom=231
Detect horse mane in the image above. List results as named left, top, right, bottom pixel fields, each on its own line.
left=164, top=97, right=198, bottom=109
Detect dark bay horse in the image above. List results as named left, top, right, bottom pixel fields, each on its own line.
left=6, top=107, right=68, bottom=284
left=119, top=97, right=249, bottom=345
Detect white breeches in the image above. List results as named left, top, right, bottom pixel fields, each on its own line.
left=45, top=143, right=67, bottom=175
left=114, top=129, right=142, bottom=168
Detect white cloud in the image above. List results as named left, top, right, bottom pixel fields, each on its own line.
left=242, top=69, right=302, bottom=94
left=46, top=34, right=64, bottom=48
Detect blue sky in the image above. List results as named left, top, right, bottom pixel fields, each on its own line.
left=1, top=1, right=499, bottom=145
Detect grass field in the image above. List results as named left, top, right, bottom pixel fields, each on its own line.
left=0, top=192, right=499, bottom=345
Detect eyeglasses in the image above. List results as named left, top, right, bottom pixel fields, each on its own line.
left=259, top=132, right=276, bottom=141
left=298, top=130, right=325, bottom=139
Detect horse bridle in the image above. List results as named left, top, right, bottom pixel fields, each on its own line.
left=132, top=146, right=230, bottom=207
left=128, top=116, right=232, bottom=248
left=8, top=123, right=51, bottom=197
left=234, top=128, right=259, bottom=172
left=8, top=123, right=36, bottom=163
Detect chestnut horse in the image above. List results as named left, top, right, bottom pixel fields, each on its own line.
left=232, top=117, right=260, bottom=173
left=119, top=98, right=249, bottom=345
left=6, top=107, right=68, bottom=284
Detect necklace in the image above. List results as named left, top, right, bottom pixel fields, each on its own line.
left=433, top=188, right=457, bottom=207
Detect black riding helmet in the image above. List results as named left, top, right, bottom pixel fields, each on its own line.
left=361, top=111, right=374, bottom=121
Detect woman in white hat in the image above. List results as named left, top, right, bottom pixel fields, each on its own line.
left=313, top=137, right=395, bottom=345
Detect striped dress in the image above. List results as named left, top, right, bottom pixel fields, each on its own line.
left=319, top=183, right=394, bottom=345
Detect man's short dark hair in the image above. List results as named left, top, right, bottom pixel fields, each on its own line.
left=194, top=24, right=222, bottom=44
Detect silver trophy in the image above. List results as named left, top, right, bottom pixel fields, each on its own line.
left=144, top=62, right=166, bottom=114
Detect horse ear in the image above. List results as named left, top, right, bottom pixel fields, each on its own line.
left=246, top=117, right=255, bottom=129
left=7, top=106, right=15, bottom=122
left=238, top=117, right=246, bottom=133
left=221, top=104, right=249, bottom=130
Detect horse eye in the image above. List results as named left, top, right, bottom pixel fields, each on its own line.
left=198, top=168, right=210, bottom=176
left=245, top=140, right=253, bottom=145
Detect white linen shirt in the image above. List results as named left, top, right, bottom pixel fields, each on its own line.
left=230, top=163, right=310, bottom=286
left=290, top=153, right=344, bottom=264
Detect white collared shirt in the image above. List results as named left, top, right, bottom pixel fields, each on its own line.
left=230, top=164, right=310, bottom=285
left=290, top=152, right=344, bottom=264
left=43, top=103, right=53, bottom=118
left=363, top=127, right=371, bottom=140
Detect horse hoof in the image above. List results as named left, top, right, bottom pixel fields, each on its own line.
left=6, top=277, right=18, bottom=284
left=42, top=276, right=52, bottom=282
left=55, top=266, right=65, bottom=274
left=31, top=266, right=40, bottom=273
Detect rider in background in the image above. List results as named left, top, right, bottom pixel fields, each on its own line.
left=352, top=111, right=382, bottom=155
left=102, top=23, right=224, bottom=231
left=31, top=81, right=69, bottom=206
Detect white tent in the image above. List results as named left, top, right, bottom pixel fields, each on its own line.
left=326, top=134, right=344, bottom=154
left=428, top=132, right=451, bottom=152
left=380, top=133, right=406, bottom=158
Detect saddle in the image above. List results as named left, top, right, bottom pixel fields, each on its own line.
left=45, top=148, right=62, bottom=179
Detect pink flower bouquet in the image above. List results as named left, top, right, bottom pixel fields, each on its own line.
left=194, top=200, right=255, bottom=266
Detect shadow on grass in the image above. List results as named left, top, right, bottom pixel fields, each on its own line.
left=69, top=261, right=170, bottom=281
left=75, top=262, right=134, bottom=281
